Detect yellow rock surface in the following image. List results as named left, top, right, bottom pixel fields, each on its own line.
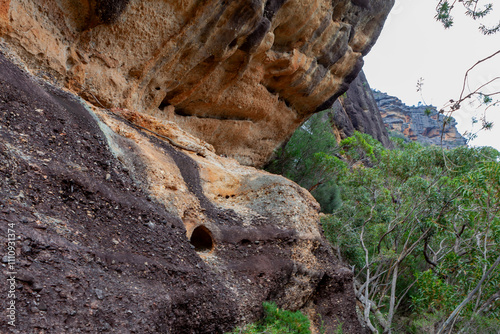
left=1, top=0, right=393, bottom=166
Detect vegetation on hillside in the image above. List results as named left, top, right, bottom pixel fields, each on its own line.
left=266, top=111, right=345, bottom=213
left=227, top=302, right=311, bottom=334
left=266, top=112, right=500, bottom=333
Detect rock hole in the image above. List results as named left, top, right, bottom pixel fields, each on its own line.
left=155, top=87, right=161, bottom=91
left=174, top=108, right=191, bottom=117
left=229, top=38, right=238, bottom=48
left=158, top=100, right=170, bottom=111
left=241, top=239, right=251, bottom=246
left=190, top=226, right=214, bottom=252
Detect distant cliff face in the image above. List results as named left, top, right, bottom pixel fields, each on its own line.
left=373, top=91, right=467, bottom=148
left=330, top=70, right=392, bottom=147
left=1, top=0, right=393, bottom=166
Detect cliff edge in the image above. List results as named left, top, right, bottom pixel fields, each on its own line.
left=0, top=0, right=394, bottom=332
left=374, top=91, right=467, bottom=148
left=330, top=70, right=392, bottom=147
left=1, top=0, right=393, bottom=166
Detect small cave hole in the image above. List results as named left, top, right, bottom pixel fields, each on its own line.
left=174, top=108, right=191, bottom=117
left=241, top=239, right=251, bottom=246
left=229, top=38, right=238, bottom=48
left=190, top=226, right=214, bottom=252
left=155, top=87, right=161, bottom=91
left=158, top=100, right=170, bottom=111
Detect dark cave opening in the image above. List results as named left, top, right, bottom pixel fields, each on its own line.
left=190, top=225, right=214, bottom=252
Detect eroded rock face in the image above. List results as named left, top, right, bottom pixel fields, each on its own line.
left=0, top=52, right=366, bottom=333
left=0, top=0, right=394, bottom=331
left=330, top=70, right=392, bottom=147
left=374, top=91, right=467, bottom=148
left=1, top=0, right=393, bottom=166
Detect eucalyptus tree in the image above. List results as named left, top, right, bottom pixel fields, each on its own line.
left=322, top=135, right=500, bottom=333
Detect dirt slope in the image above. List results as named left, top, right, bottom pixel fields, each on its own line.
left=0, top=51, right=366, bottom=333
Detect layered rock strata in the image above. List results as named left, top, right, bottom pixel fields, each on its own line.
left=374, top=91, right=467, bottom=148
left=0, top=51, right=366, bottom=333
left=1, top=0, right=393, bottom=166
left=330, top=70, right=392, bottom=147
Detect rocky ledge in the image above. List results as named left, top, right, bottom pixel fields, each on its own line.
left=0, top=50, right=366, bottom=333
left=1, top=0, right=393, bottom=166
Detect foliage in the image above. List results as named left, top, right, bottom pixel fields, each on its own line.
left=266, top=111, right=346, bottom=213
left=334, top=322, right=343, bottom=334
left=322, top=134, right=500, bottom=332
left=411, top=270, right=456, bottom=314
left=227, top=302, right=311, bottom=334
left=267, top=114, right=500, bottom=333
left=460, top=315, right=500, bottom=333
left=311, top=181, right=342, bottom=214
left=327, top=137, right=500, bottom=333
left=436, top=0, right=500, bottom=34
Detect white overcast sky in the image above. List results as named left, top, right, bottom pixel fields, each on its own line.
left=363, top=0, right=500, bottom=150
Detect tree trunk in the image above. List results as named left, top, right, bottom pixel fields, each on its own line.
left=385, top=263, right=398, bottom=334
left=437, top=254, right=500, bottom=334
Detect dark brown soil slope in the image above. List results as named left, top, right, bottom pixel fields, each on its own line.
left=0, top=52, right=366, bottom=333
left=0, top=52, right=239, bottom=333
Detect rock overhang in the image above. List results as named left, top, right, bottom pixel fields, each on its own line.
left=1, top=0, right=394, bottom=167
left=0, top=1, right=395, bottom=331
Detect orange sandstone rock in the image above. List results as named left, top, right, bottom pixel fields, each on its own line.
left=1, top=0, right=394, bottom=166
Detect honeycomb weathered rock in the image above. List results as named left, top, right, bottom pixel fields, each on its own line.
left=1, top=0, right=394, bottom=166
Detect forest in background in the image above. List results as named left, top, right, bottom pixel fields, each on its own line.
left=265, top=110, right=500, bottom=333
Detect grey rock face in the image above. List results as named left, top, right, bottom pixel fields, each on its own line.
left=330, top=71, right=393, bottom=147
left=373, top=91, right=467, bottom=149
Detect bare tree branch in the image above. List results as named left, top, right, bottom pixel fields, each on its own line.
left=437, top=254, right=500, bottom=334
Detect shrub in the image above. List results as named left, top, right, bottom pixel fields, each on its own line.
left=227, top=302, right=311, bottom=334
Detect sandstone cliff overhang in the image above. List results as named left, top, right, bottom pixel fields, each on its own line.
left=1, top=0, right=394, bottom=166
left=0, top=51, right=368, bottom=333
left=0, top=1, right=395, bottom=331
